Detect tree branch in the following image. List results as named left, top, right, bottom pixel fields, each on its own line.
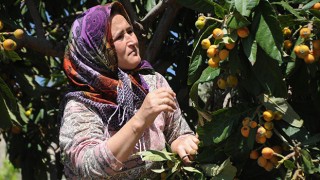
left=25, top=0, right=46, bottom=39
left=146, top=1, right=182, bottom=63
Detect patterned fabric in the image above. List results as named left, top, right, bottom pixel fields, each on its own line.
left=60, top=73, right=194, bottom=179
left=61, top=2, right=154, bottom=131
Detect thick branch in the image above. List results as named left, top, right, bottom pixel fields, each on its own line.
left=25, top=0, right=45, bottom=39
left=17, top=35, right=65, bottom=58
left=146, top=1, right=182, bottom=63
left=140, top=0, right=175, bottom=26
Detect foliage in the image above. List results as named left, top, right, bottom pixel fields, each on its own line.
left=0, top=158, right=20, bottom=180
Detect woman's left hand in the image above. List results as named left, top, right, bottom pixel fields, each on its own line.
left=170, top=134, right=199, bottom=165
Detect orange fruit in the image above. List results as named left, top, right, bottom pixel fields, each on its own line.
left=265, top=130, right=273, bottom=138
left=250, top=150, right=259, bottom=159
left=3, top=39, right=17, bottom=51
left=242, top=117, right=251, bottom=126
left=217, top=78, right=227, bottom=89
left=269, top=156, right=279, bottom=166
left=312, top=40, right=320, bottom=49
left=300, top=27, right=311, bottom=39
left=282, top=27, right=291, bottom=37
left=261, top=147, right=274, bottom=159
left=237, top=27, right=249, bottom=38
left=241, top=126, right=250, bottom=138
left=13, top=29, right=24, bottom=39
left=226, top=75, right=238, bottom=88
left=262, top=110, right=274, bottom=122
left=257, top=156, right=267, bottom=167
left=201, top=39, right=211, bottom=49
left=218, top=49, right=229, bottom=61
left=212, top=28, right=224, bottom=40
left=250, top=121, right=258, bottom=128
left=304, top=53, right=315, bottom=64
left=264, top=161, right=274, bottom=171
left=283, top=40, right=292, bottom=50
left=208, top=57, right=220, bottom=68
left=273, top=111, right=283, bottom=120
left=207, top=45, right=219, bottom=58
left=225, top=42, right=235, bottom=50
left=264, top=121, right=274, bottom=130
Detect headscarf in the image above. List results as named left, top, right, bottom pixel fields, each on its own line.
left=61, top=2, right=154, bottom=131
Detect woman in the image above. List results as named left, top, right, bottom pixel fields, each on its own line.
left=59, top=1, right=199, bottom=179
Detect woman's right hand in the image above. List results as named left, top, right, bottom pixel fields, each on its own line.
left=134, top=87, right=177, bottom=128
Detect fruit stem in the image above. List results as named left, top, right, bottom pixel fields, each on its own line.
left=0, top=32, right=13, bottom=36
left=205, top=17, right=223, bottom=23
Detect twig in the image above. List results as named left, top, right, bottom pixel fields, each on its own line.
left=25, top=0, right=46, bottom=39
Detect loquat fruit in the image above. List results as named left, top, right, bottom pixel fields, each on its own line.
left=257, top=156, right=267, bottom=167
left=312, top=40, right=320, bottom=50
left=250, top=150, right=259, bottom=160
left=212, top=28, right=224, bottom=40
left=225, top=42, right=235, bottom=50
left=262, top=110, right=274, bottom=122
left=273, top=111, right=283, bottom=120
left=217, top=78, right=227, bottom=90
left=25, top=109, right=32, bottom=117
left=300, top=27, right=311, bottom=39
left=11, top=125, right=22, bottom=134
left=265, top=130, right=273, bottom=138
left=257, top=126, right=267, bottom=136
left=304, top=53, right=315, bottom=64
left=207, top=45, right=219, bottom=58
left=272, top=145, right=282, bottom=154
left=261, top=147, right=274, bottom=159
left=241, top=126, right=250, bottom=138
left=237, top=27, right=249, bottom=38
left=201, top=39, right=211, bottom=49
left=264, top=121, right=274, bottom=130
left=195, top=20, right=205, bottom=30
left=3, top=39, right=17, bottom=51
left=250, top=121, right=258, bottom=128
left=312, top=3, right=320, bottom=10
left=0, top=20, right=3, bottom=30
left=269, top=156, right=279, bottom=166
left=264, top=161, right=274, bottom=171
left=198, top=15, right=206, bottom=21
left=242, top=117, right=251, bottom=126
left=282, top=27, right=291, bottom=37
left=256, top=135, right=267, bottom=144
left=218, top=49, right=229, bottom=61
left=283, top=40, right=292, bottom=50
left=226, top=75, right=238, bottom=88
left=208, top=57, right=220, bottom=68
left=13, top=29, right=24, bottom=39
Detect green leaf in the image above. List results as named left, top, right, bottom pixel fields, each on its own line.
left=151, top=168, right=165, bottom=173
left=301, top=0, right=320, bottom=10
left=301, top=150, right=316, bottom=174
left=253, top=1, right=283, bottom=62
left=272, top=1, right=302, bottom=19
left=176, top=0, right=225, bottom=17
left=0, top=77, right=17, bottom=112
left=235, top=0, right=259, bottom=17
left=145, top=0, right=156, bottom=11
left=182, top=166, right=203, bottom=174
left=200, top=158, right=237, bottom=179
left=284, top=160, right=295, bottom=170
left=4, top=50, right=22, bottom=62
left=242, top=32, right=257, bottom=64
left=137, top=149, right=174, bottom=162
left=198, top=66, right=220, bottom=83
left=253, top=47, right=287, bottom=97
left=227, top=10, right=251, bottom=29
left=260, top=94, right=303, bottom=127
left=188, top=24, right=216, bottom=85
left=301, top=133, right=320, bottom=146
left=0, top=93, right=13, bottom=130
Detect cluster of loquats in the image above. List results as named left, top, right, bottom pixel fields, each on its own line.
left=0, top=20, right=25, bottom=51
left=250, top=146, right=283, bottom=172
left=283, top=25, right=319, bottom=64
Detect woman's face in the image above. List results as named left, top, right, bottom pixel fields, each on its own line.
left=111, top=14, right=141, bottom=70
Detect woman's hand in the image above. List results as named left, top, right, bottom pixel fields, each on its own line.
left=171, top=134, right=200, bottom=165
left=134, top=87, right=177, bottom=128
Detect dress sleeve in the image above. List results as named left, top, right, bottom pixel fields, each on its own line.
left=155, top=73, right=195, bottom=144
left=59, top=99, right=123, bottom=178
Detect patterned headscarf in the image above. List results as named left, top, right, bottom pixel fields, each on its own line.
left=61, top=2, right=154, bottom=131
